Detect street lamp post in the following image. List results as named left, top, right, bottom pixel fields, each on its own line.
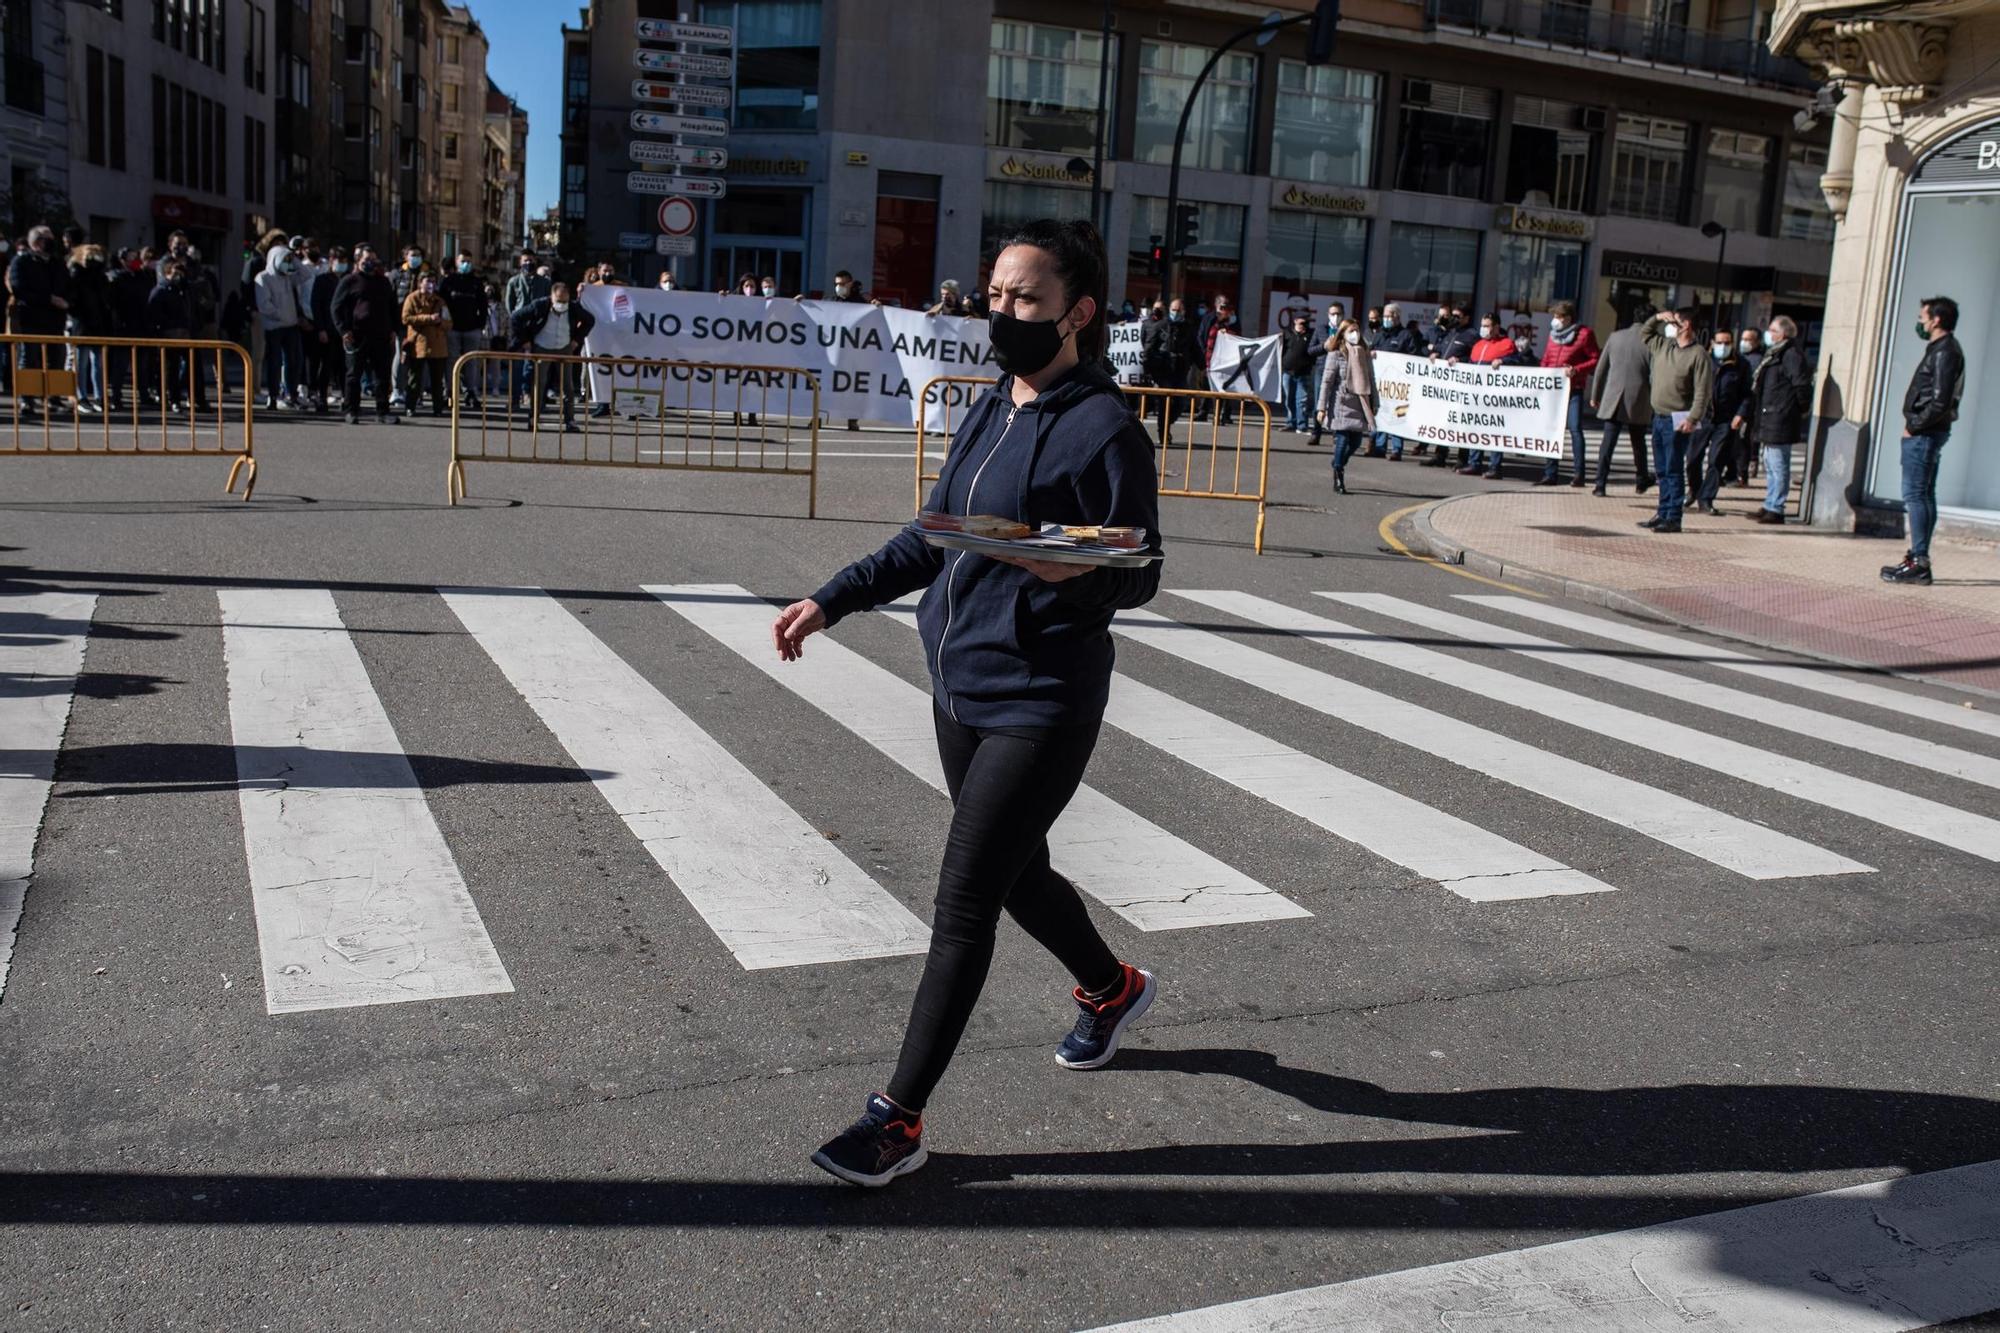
left=1090, top=0, right=1112, bottom=234
left=1700, top=220, right=1729, bottom=337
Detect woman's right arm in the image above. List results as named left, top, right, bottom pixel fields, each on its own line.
left=774, top=467, right=954, bottom=660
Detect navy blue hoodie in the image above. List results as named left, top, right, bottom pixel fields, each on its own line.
left=810, top=361, right=1163, bottom=728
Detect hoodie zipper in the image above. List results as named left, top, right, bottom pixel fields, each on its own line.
left=937, top=403, right=1021, bottom=721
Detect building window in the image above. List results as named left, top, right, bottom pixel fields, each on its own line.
left=284, top=54, right=310, bottom=108
left=443, top=82, right=459, bottom=113
left=152, top=75, right=167, bottom=179
left=1505, top=96, right=1598, bottom=213
left=1394, top=80, right=1495, bottom=199
left=699, top=0, right=822, bottom=133
left=1128, top=195, right=1246, bottom=308
left=108, top=55, right=127, bottom=171
left=243, top=3, right=267, bottom=92
left=986, top=21, right=1116, bottom=159
left=244, top=114, right=267, bottom=202
left=979, top=181, right=1092, bottom=281
left=1271, top=61, right=1376, bottom=188
left=444, top=33, right=460, bottom=63
left=86, top=47, right=108, bottom=168
left=1609, top=112, right=1689, bottom=224
left=1263, top=211, right=1368, bottom=321
left=441, top=178, right=458, bottom=206
left=443, top=132, right=458, bottom=160
left=1495, top=234, right=1585, bottom=311
left=1135, top=41, right=1254, bottom=173
left=1386, top=221, right=1479, bottom=306
left=564, top=49, right=587, bottom=127
left=1780, top=141, right=1835, bottom=243
left=1702, top=127, right=1771, bottom=234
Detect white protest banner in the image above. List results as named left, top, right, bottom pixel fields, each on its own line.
left=1371, top=350, right=1570, bottom=458
left=1106, top=322, right=1145, bottom=384
left=574, top=287, right=1000, bottom=428
left=1207, top=331, right=1284, bottom=401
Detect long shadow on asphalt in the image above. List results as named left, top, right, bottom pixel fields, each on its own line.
left=31, top=742, right=609, bottom=795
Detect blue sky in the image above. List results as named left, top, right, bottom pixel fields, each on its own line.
left=477, top=0, right=568, bottom=219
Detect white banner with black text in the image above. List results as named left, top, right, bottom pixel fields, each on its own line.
left=1370, top=351, right=1571, bottom=458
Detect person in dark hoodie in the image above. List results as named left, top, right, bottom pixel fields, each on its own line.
left=304, top=246, right=349, bottom=414
left=108, top=248, right=154, bottom=410
left=773, top=218, right=1163, bottom=1190
left=331, top=250, right=401, bottom=425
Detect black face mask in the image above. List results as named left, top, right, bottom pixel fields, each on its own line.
left=987, top=305, right=1076, bottom=378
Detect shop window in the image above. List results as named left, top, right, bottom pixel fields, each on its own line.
left=1386, top=222, right=1479, bottom=306
left=1701, top=128, right=1771, bottom=234
left=1134, top=41, right=1255, bottom=173
left=1263, top=211, right=1368, bottom=330
left=1609, top=113, right=1689, bottom=224
left=1271, top=61, right=1376, bottom=188
left=987, top=21, right=1116, bottom=159
left=1495, top=234, right=1584, bottom=311
left=714, top=186, right=808, bottom=236
left=979, top=181, right=1092, bottom=280
left=1394, top=80, right=1494, bottom=200
left=1780, top=141, right=1835, bottom=243
left=1505, top=97, right=1599, bottom=213
left=700, top=0, right=821, bottom=132
left=1128, top=196, right=1246, bottom=310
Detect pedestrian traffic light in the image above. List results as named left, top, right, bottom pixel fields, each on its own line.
left=1307, top=0, right=1342, bottom=65
left=1148, top=234, right=1164, bottom=276
left=1171, top=204, right=1200, bottom=254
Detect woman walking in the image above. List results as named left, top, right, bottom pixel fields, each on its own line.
left=772, top=219, right=1163, bottom=1188
left=1317, top=318, right=1376, bottom=495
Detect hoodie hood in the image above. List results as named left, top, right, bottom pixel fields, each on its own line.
left=263, top=243, right=294, bottom=276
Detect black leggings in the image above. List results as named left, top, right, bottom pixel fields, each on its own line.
left=886, top=706, right=1122, bottom=1112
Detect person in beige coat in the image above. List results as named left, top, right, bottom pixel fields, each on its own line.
left=399, top=274, right=452, bottom=417
left=1317, top=319, right=1376, bottom=495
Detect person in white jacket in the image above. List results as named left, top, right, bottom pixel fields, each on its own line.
left=253, top=243, right=307, bottom=410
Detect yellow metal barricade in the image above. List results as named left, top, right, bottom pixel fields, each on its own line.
left=913, top=374, right=1273, bottom=554
left=447, top=351, right=820, bottom=515
left=1, top=334, right=256, bottom=498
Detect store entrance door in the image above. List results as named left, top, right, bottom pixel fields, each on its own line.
left=872, top=172, right=940, bottom=309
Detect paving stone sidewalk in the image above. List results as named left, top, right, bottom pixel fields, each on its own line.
left=1411, top=486, right=2000, bottom=697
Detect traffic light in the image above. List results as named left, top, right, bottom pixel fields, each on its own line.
left=1171, top=204, right=1200, bottom=254
left=1148, top=234, right=1164, bottom=276
left=1307, top=0, right=1342, bottom=65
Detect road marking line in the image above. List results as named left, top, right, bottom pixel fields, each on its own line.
left=1087, top=1159, right=2000, bottom=1331
left=1100, top=672, right=1614, bottom=901
left=0, top=590, right=96, bottom=1004
left=1461, top=593, right=2000, bottom=744
left=1327, top=593, right=2000, bottom=791
left=652, top=585, right=1304, bottom=929
left=219, top=589, right=514, bottom=1014
left=442, top=587, right=929, bottom=969
left=1188, top=590, right=2000, bottom=865
left=1111, top=606, right=1867, bottom=880
left=1377, top=501, right=1548, bottom=596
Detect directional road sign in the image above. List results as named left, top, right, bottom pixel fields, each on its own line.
left=657, top=197, right=698, bottom=235
left=626, top=171, right=727, bottom=199
left=656, top=235, right=697, bottom=257
left=631, top=110, right=729, bottom=139
left=634, top=49, right=734, bottom=80
left=628, top=141, right=728, bottom=170
left=635, top=18, right=732, bottom=46
left=632, top=79, right=731, bottom=109
left=617, top=231, right=654, bottom=251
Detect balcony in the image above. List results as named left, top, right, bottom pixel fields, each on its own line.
left=4, top=55, right=47, bottom=115
left=1423, top=0, right=1816, bottom=90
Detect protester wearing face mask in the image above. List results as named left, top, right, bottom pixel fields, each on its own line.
left=1535, top=300, right=1602, bottom=487
left=1198, top=295, right=1239, bottom=423
left=925, top=279, right=966, bottom=318
left=1732, top=314, right=1815, bottom=531
left=510, top=280, right=596, bottom=435
left=6, top=225, right=72, bottom=416
left=731, top=272, right=760, bottom=298
left=331, top=251, right=402, bottom=426
left=1140, top=296, right=1198, bottom=433
left=1588, top=309, right=1657, bottom=496
left=253, top=241, right=309, bottom=411
left=385, top=247, right=427, bottom=411
left=145, top=258, right=198, bottom=412
left=1369, top=303, right=1425, bottom=460
left=107, top=247, right=154, bottom=410
left=303, top=247, right=349, bottom=413
left=1636, top=307, right=1716, bottom=534
left=503, top=252, right=551, bottom=410
left=1456, top=314, right=1518, bottom=479
left=1318, top=319, right=1377, bottom=494
left=1686, top=329, right=1749, bottom=515
left=1425, top=305, right=1481, bottom=466
left=658, top=271, right=677, bottom=293
left=440, top=255, right=489, bottom=411
left=1279, top=313, right=1321, bottom=434
left=774, top=218, right=1161, bottom=1190
left=400, top=271, right=454, bottom=417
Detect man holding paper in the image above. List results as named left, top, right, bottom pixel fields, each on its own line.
left=1637, top=307, right=1715, bottom=535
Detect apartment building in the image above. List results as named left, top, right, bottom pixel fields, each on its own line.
left=1, top=0, right=70, bottom=235
left=484, top=81, right=530, bottom=260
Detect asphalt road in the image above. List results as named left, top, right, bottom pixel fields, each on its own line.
left=3, top=404, right=1998, bottom=1330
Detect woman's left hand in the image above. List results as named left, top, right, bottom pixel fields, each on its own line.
left=990, top=554, right=1090, bottom=582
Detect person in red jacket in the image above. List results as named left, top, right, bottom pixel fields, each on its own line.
left=1536, top=299, right=1602, bottom=486
left=1458, top=313, right=1518, bottom=478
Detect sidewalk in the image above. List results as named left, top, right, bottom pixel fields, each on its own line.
left=1411, top=487, right=2000, bottom=697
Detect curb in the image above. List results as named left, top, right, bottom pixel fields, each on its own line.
left=1404, top=494, right=2000, bottom=704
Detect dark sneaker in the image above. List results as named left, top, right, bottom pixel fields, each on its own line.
left=811, top=1094, right=926, bottom=1188
left=1651, top=521, right=1683, bottom=534
left=1881, top=558, right=1933, bottom=586
left=1056, top=963, right=1157, bottom=1070
left=1637, top=516, right=1662, bottom=529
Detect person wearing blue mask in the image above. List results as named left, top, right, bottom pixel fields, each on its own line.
left=440, top=256, right=489, bottom=410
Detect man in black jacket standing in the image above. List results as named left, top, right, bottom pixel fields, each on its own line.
left=510, top=282, right=595, bottom=434
left=1731, top=315, right=1810, bottom=527
left=5, top=225, right=70, bottom=415
left=304, top=247, right=349, bottom=414
left=440, top=256, right=489, bottom=410
left=1882, top=295, right=1966, bottom=585
left=332, top=251, right=401, bottom=426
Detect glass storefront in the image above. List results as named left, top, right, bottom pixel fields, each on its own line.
left=1129, top=196, right=1245, bottom=309
left=1781, top=141, right=1836, bottom=242
left=1701, top=128, right=1772, bottom=234
left=1262, top=211, right=1368, bottom=326
left=1135, top=42, right=1256, bottom=172
left=979, top=180, right=1092, bottom=281
left=987, top=21, right=1117, bottom=158
left=1386, top=222, right=1479, bottom=307
left=1270, top=61, right=1376, bottom=187
left=1495, top=234, right=1584, bottom=312
left=698, top=1, right=822, bottom=132
left=1868, top=177, right=2000, bottom=515
left=1394, top=80, right=1495, bottom=199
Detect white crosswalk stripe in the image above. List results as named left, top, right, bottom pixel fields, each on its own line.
left=0, top=590, right=95, bottom=1005
left=1325, top=593, right=2000, bottom=791
left=1111, top=605, right=1868, bottom=880
left=219, top=588, right=514, bottom=1014
left=1460, top=594, right=2000, bottom=744
left=1183, top=590, right=2000, bottom=865
left=652, top=584, right=1307, bottom=929
left=442, top=586, right=930, bottom=969
left=1086, top=1159, right=2000, bottom=1332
